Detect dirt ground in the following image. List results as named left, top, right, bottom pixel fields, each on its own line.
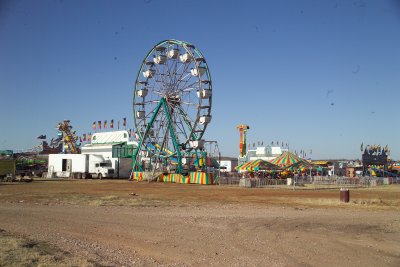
left=0, top=179, right=399, bottom=266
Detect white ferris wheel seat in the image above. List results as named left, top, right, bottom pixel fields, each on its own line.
left=199, top=115, right=212, bottom=124
left=136, top=89, right=148, bottom=97
left=168, top=49, right=180, bottom=59
left=197, top=89, right=212, bottom=99
left=153, top=55, right=167, bottom=64
left=180, top=53, right=193, bottom=63
left=189, top=140, right=205, bottom=149
left=143, top=69, right=155, bottom=78
left=190, top=67, right=206, bottom=77
left=136, top=111, right=145, bottom=119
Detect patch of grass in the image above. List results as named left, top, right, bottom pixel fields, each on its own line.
left=281, top=197, right=400, bottom=209
left=0, top=229, right=96, bottom=267
left=60, top=194, right=168, bottom=207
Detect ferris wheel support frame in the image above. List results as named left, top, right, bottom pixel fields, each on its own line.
left=132, top=97, right=183, bottom=174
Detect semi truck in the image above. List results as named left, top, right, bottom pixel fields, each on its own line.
left=48, top=154, right=114, bottom=179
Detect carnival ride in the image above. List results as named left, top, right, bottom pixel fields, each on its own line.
left=237, top=125, right=250, bottom=158
left=56, top=120, right=80, bottom=154
left=361, top=144, right=390, bottom=175
left=132, top=39, right=214, bottom=181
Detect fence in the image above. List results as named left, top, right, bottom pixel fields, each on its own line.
left=218, top=175, right=398, bottom=188
left=219, top=176, right=241, bottom=186
left=219, top=176, right=286, bottom=187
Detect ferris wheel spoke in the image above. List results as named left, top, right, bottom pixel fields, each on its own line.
left=175, top=105, right=199, bottom=141
left=153, top=64, right=164, bottom=86
left=154, top=64, right=168, bottom=93
left=172, top=111, right=190, bottom=142
left=180, top=101, right=198, bottom=106
left=181, top=87, right=200, bottom=92
left=177, top=71, right=200, bottom=94
left=164, top=53, right=175, bottom=86
left=179, top=73, right=192, bottom=83
left=153, top=71, right=165, bottom=93
left=179, top=80, right=201, bottom=91
left=175, top=63, right=192, bottom=88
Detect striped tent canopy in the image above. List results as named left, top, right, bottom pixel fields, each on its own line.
left=237, top=159, right=280, bottom=172
left=285, top=160, right=317, bottom=172
left=270, top=151, right=303, bottom=167
left=235, top=161, right=252, bottom=171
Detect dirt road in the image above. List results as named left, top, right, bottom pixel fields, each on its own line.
left=0, top=180, right=399, bottom=266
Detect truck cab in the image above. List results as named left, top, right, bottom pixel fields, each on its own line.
left=92, top=160, right=114, bottom=179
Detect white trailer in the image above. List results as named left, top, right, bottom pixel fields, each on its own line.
left=48, top=154, right=114, bottom=179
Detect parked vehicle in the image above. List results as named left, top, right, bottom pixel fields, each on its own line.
left=48, top=154, right=114, bottom=179
left=0, top=159, right=16, bottom=181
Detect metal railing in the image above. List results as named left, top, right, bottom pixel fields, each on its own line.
left=217, top=174, right=399, bottom=188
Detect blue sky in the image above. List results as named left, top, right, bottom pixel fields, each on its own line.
left=1, top=0, right=399, bottom=159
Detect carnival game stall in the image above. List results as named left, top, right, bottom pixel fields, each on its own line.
left=311, top=161, right=330, bottom=176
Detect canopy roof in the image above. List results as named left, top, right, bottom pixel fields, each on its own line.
left=237, top=159, right=279, bottom=172
left=285, top=160, right=317, bottom=171
left=270, top=151, right=303, bottom=167
left=312, top=161, right=331, bottom=165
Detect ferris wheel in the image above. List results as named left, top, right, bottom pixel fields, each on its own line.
left=132, top=39, right=212, bottom=174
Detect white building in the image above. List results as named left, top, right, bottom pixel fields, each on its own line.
left=246, top=146, right=288, bottom=162
left=219, top=157, right=238, bottom=172
left=81, top=130, right=137, bottom=177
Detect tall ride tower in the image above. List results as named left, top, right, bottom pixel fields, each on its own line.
left=237, top=124, right=250, bottom=165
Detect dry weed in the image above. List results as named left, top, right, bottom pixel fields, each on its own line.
left=0, top=229, right=95, bottom=266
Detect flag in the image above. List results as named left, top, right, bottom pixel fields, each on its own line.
left=37, top=134, right=46, bottom=139
left=88, top=133, right=91, bottom=141
left=104, top=120, right=107, bottom=128
left=281, top=142, right=283, bottom=147
left=83, top=134, right=86, bottom=141
left=271, top=141, right=274, bottom=145
left=257, top=141, right=260, bottom=146
left=98, top=121, right=101, bottom=129
left=92, top=122, right=96, bottom=130
left=79, top=137, right=82, bottom=143
left=261, top=141, right=263, bottom=146
left=118, top=120, right=120, bottom=130
left=123, top=117, right=126, bottom=127
left=110, top=119, right=114, bottom=128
